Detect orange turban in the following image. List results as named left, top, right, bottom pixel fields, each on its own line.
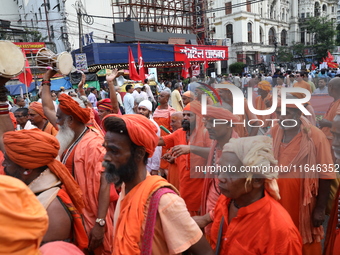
left=97, top=98, right=112, bottom=111
left=58, top=94, right=91, bottom=124
left=183, top=100, right=202, bottom=117
left=205, top=105, right=240, bottom=122
left=103, top=114, right=159, bottom=157
left=258, top=80, right=272, bottom=92
left=29, top=101, right=46, bottom=119
left=0, top=175, right=48, bottom=255
left=40, top=241, right=84, bottom=255
left=9, top=112, right=17, bottom=128
left=3, top=129, right=84, bottom=214
left=182, top=91, right=195, bottom=99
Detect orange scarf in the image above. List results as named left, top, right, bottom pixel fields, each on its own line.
left=113, top=176, right=178, bottom=254
left=273, top=116, right=322, bottom=244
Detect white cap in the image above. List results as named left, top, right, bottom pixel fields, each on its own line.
left=138, top=100, right=152, bottom=111
left=134, top=84, right=143, bottom=89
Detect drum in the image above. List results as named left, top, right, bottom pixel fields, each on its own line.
left=0, top=41, right=25, bottom=78
left=36, top=48, right=73, bottom=76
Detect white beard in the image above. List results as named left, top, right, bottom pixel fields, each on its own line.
left=56, top=120, right=75, bottom=156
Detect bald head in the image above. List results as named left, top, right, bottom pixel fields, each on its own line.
left=161, top=91, right=170, bottom=99
left=170, top=112, right=183, bottom=131
left=328, top=77, right=340, bottom=97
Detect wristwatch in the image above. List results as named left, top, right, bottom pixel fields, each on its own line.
left=95, top=218, right=106, bottom=227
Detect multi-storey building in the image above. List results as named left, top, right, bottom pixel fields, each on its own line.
left=211, top=0, right=337, bottom=72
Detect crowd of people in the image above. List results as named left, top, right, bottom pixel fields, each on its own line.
left=1, top=65, right=340, bottom=255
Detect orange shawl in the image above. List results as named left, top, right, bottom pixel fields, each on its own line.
left=273, top=116, right=322, bottom=244
left=113, top=176, right=178, bottom=255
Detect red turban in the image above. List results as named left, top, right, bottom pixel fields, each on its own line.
left=58, top=94, right=91, bottom=124
left=205, top=105, right=240, bottom=122
left=183, top=100, right=202, bottom=117
left=97, top=98, right=112, bottom=111
left=0, top=175, right=48, bottom=255
left=103, top=114, right=158, bottom=157
left=3, top=129, right=84, bottom=214
left=29, top=101, right=46, bottom=119
left=258, top=80, right=272, bottom=92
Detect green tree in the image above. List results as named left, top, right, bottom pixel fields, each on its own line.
left=229, top=62, right=246, bottom=74
left=336, top=23, right=340, bottom=45
left=277, top=46, right=294, bottom=63
left=290, top=42, right=306, bottom=62
left=21, top=28, right=48, bottom=42
left=301, top=16, right=336, bottom=61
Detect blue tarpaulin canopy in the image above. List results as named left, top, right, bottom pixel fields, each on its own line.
left=6, top=77, right=72, bottom=95
left=72, top=43, right=175, bottom=65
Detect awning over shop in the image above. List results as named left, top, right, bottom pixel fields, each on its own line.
left=5, top=82, right=36, bottom=95
left=72, top=43, right=175, bottom=66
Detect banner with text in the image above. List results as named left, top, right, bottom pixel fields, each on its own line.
left=174, top=45, right=229, bottom=62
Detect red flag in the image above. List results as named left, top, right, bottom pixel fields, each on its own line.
left=204, top=60, right=209, bottom=70
left=328, top=62, right=338, bottom=68
left=137, top=42, right=146, bottom=81
left=18, top=50, right=33, bottom=87
left=327, top=51, right=334, bottom=62
left=128, top=46, right=141, bottom=81
left=311, top=63, right=316, bottom=70
left=181, top=55, right=190, bottom=79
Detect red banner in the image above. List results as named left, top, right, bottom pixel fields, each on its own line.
left=174, top=45, right=228, bottom=62
left=13, top=42, right=46, bottom=54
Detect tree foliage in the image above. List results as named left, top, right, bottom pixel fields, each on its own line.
left=301, top=16, right=336, bottom=61
left=277, top=46, right=294, bottom=63
left=229, top=62, right=246, bottom=74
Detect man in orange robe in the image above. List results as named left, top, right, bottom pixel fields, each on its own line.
left=0, top=175, right=48, bottom=255
left=40, top=70, right=115, bottom=255
left=271, top=103, right=335, bottom=255
left=102, top=113, right=213, bottom=255
left=218, top=84, right=259, bottom=137
left=319, top=77, right=340, bottom=158
left=28, top=101, right=58, bottom=136
left=162, top=112, right=183, bottom=190
left=324, top=113, right=340, bottom=255
left=2, top=129, right=88, bottom=250
left=293, top=75, right=317, bottom=126
left=254, top=80, right=275, bottom=133
left=158, top=101, right=212, bottom=216
left=199, top=105, right=239, bottom=241
left=193, top=136, right=302, bottom=254
left=153, top=90, right=176, bottom=174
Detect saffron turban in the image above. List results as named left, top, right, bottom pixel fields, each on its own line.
left=183, top=100, right=202, bottom=117
left=103, top=114, right=158, bottom=157
left=0, top=175, right=48, bottom=255
left=138, top=100, right=152, bottom=111
left=3, top=129, right=84, bottom=214
left=9, top=112, right=17, bottom=128
left=58, top=93, right=91, bottom=124
left=205, top=105, right=240, bottom=122
left=258, top=80, right=272, bottom=92
left=40, top=241, right=84, bottom=255
left=182, top=91, right=195, bottom=99
left=97, top=98, right=112, bottom=111
left=223, top=136, right=280, bottom=200
left=29, top=101, right=47, bottom=119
